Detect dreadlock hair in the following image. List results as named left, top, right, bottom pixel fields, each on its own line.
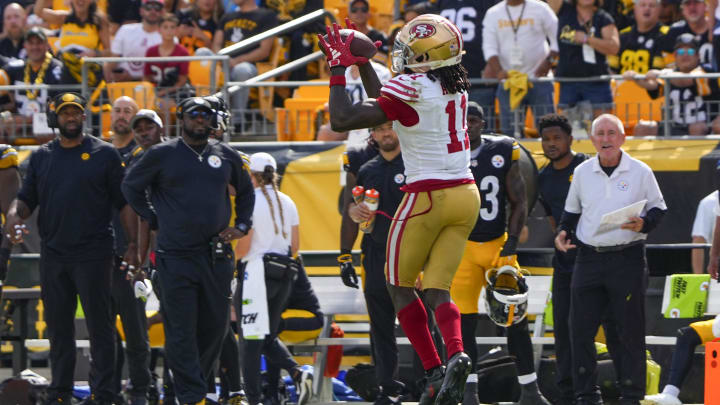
left=537, top=113, right=572, bottom=137
left=427, top=64, right=471, bottom=95
left=252, top=166, right=287, bottom=239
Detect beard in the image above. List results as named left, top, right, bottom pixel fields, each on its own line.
left=184, top=123, right=209, bottom=141
left=546, top=149, right=570, bottom=162
left=59, top=124, right=83, bottom=139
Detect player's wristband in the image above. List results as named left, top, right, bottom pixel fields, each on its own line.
left=330, top=75, right=347, bottom=87
left=337, top=253, right=352, bottom=264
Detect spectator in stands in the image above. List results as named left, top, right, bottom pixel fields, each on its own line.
left=144, top=13, right=192, bottom=119
left=236, top=152, right=313, bottom=405
left=177, top=0, right=222, bottom=55
left=346, top=0, right=389, bottom=64
left=0, top=27, right=64, bottom=134
left=548, top=0, right=619, bottom=119
left=213, top=0, right=277, bottom=131
left=482, top=0, right=558, bottom=137
left=34, top=0, right=110, bottom=87
left=107, top=0, right=141, bottom=35
left=691, top=190, right=718, bottom=273
left=437, top=0, right=499, bottom=131
left=0, top=3, right=26, bottom=60
left=626, top=33, right=720, bottom=135
left=108, top=97, right=152, bottom=405
left=659, top=0, right=681, bottom=25
left=609, top=0, right=669, bottom=74
left=662, top=0, right=713, bottom=70
left=105, top=0, right=163, bottom=82
left=260, top=0, right=323, bottom=81
left=5, top=92, right=139, bottom=405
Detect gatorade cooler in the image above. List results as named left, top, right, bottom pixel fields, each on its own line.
left=706, top=338, right=720, bottom=404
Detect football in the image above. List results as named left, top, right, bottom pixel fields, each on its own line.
left=321, top=29, right=378, bottom=60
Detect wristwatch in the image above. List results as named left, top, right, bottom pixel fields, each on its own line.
left=235, top=222, right=250, bottom=235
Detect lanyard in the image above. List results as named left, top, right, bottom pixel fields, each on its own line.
left=505, top=1, right=527, bottom=41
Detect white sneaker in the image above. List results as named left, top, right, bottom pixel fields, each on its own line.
left=643, top=392, right=682, bottom=405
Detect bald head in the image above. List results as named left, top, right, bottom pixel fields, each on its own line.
left=111, top=97, right=140, bottom=136
left=4, top=3, right=26, bottom=40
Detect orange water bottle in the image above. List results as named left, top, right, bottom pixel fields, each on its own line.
left=360, top=189, right=379, bottom=233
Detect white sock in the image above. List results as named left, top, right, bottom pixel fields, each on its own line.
left=466, top=373, right=478, bottom=383
left=517, top=372, right=537, bottom=385
left=662, top=385, right=680, bottom=398
left=206, top=393, right=219, bottom=402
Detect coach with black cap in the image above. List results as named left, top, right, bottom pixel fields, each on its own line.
left=122, top=96, right=255, bottom=405
left=4, top=92, right=139, bottom=405
left=554, top=114, right=666, bottom=405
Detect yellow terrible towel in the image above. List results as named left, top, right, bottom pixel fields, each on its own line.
left=503, top=70, right=533, bottom=111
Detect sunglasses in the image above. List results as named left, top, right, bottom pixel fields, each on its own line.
left=350, top=6, right=369, bottom=12
left=143, top=3, right=163, bottom=11
left=676, top=48, right=696, bottom=56
left=187, top=109, right=212, bottom=119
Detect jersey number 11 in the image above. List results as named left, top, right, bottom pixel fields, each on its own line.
left=445, top=94, right=469, bottom=153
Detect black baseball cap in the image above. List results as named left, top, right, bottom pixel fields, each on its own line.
left=24, top=27, right=47, bottom=42
left=467, top=101, right=484, bottom=119
left=675, top=33, right=699, bottom=49
left=54, top=93, right=85, bottom=113
left=183, top=97, right=213, bottom=114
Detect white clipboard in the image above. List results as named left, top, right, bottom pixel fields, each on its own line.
left=594, top=199, right=647, bottom=235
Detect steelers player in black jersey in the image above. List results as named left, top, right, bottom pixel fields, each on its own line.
left=449, top=102, right=549, bottom=405
left=0, top=144, right=20, bottom=318
left=608, top=0, right=669, bottom=74
left=627, top=33, right=720, bottom=135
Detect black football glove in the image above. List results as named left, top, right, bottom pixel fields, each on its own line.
left=338, top=253, right=359, bottom=289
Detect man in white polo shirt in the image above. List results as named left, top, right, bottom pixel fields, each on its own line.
left=555, top=114, right=667, bottom=405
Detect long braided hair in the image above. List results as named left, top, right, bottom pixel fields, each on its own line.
left=426, top=64, right=471, bottom=95
left=252, top=166, right=287, bottom=239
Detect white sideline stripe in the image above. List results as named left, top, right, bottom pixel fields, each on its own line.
left=24, top=335, right=677, bottom=349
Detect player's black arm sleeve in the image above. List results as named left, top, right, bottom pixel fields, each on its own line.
left=640, top=207, right=666, bottom=233
left=122, top=149, right=160, bottom=229
left=505, top=161, right=527, bottom=240
left=557, top=211, right=581, bottom=235
left=358, top=62, right=382, bottom=98
left=340, top=172, right=360, bottom=254
left=230, top=156, right=255, bottom=228
left=0, top=168, right=20, bottom=250
left=329, top=66, right=389, bottom=132
left=15, top=153, right=40, bottom=219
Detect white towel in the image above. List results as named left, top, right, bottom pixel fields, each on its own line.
left=240, top=256, right=269, bottom=339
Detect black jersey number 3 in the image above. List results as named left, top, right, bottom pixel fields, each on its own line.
left=440, top=7, right=477, bottom=42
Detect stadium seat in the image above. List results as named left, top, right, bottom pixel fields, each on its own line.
left=188, top=59, right=224, bottom=96
left=106, top=81, right=156, bottom=110
left=613, top=80, right=663, bottom=136
left=255, top=38, right=284, bottom=122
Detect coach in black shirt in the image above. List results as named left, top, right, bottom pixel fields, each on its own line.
left=122, top=97, right=254, bottom=405
left=4, top=92, right=139, bottom=405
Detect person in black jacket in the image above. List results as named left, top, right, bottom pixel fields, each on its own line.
left=4, top=92, right=139, bottom=405
left=121, top=96, right=255, bottom=405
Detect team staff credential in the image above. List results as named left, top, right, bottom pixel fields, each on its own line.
left=122, top=97, right=255, bottom=405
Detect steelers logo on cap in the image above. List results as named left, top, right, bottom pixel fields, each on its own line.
left=62, top=94, right=76, bottom=102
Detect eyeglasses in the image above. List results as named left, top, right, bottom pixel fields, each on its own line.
left=187, top=110, right=212, bottom=119
left=676, top=48, right=696, bottom=56
left=143, top=3, right=163, bottom=11
left=350, top=6, right=369, bottom=12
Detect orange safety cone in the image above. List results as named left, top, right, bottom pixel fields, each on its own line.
left=706, top=338, right=720, bottom=404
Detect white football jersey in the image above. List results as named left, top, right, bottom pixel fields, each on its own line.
left=380, top=73, right=473, bottom=185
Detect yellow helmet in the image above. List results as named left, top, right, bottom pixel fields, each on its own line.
left=391, top=14, right=465, bottom=74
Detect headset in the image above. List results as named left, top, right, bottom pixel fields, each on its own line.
left=46, top=92, right=87, bottom=129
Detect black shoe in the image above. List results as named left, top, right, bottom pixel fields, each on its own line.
left=435, top=352, right=472, bottom=405
left=514, top=381, right=551, bottom=405
left=374, top=381, right=405, bottom=405
left=461, top=374, right=479, bottom=405
left=418, top=366, right=445, bottom=405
